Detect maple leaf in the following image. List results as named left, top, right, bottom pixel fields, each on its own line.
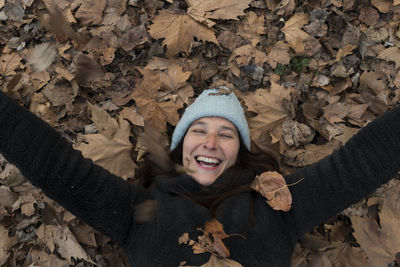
left=251, top=171, right=293, bottom=212
left=148, top=10, right=218, bottom=57
left=160, top=61, right=192, bottom=91
left=75, top=105, right=136, bottom=179
left=267, top=41, right=291, bottom=69
left=237, top=12, right=267, bottom=46
left=350, top=180, right=400, bottom=267
left=236, top=82, right=292, bottom=134
left=281, top=13, right=312, bottom=55
left=0, top=52, right=22, bottom=77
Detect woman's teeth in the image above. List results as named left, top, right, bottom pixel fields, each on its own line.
left=196, top=156, right=221, bottom=166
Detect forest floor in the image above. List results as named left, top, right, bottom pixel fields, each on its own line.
left=1, top=0, right=400, bottom=266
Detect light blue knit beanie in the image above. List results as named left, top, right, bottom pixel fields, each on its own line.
left=170, top=88, right=251, bottom=151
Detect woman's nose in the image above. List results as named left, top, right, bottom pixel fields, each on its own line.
left=203, top=134, right=217, bottom=149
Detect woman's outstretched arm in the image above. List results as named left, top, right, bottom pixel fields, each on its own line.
left=284, top=104, right=400, bottom=237
left=0, top=91, right=148, bottom=246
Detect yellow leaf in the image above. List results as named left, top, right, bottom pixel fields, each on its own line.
left=148, top=10, right=218, bottom=56
left=281, top=13, right=310, bottom=54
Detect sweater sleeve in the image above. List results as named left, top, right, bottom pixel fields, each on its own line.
left=284, top=104, right=400, bottom=237
left=0, top=91, right=149, bottom=246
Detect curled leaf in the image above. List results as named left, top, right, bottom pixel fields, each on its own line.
left=251, top=171, right=294, bottom=212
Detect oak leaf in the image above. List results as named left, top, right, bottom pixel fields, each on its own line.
left=281, top=13, right=312, bottom=54
left=148, top=10, right=218, bottom=57
left=75, top=106, right=136, bottom=179
left=251, top=171, right=293, bottom=212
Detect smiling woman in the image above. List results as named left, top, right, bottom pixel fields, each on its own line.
left=1, top=87, right=400, bottom=266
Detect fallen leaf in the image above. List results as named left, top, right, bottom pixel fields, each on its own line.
left=0, top=52, right=23, bottom=77
left=371, top=0, right=391, bottom=13
left=186, top=0, right=251, bottom=27
left=120, top=106, right=145, bottom=126
left=0, top=225, right=17, bottom=265
left=237, top=12, right=266, bottom=45
left=36, top=224, right=93, bottom=265
left=333, top=44, right=357, bottom=63
left=75, top=0, right=107, bottom=26
left=75, top=113, right=136, bottom=179
left=237, top=82, right=292, bottom=134
left=251, top=171, right=293, bottom=212
left=350, top=180, right=400, bottom=267
left=148, top=10, right=218, bottom=57
left=377, top=47, right=400, bottom=69
left=119, top=25, right=150, bottom=51
left=284, top=142, right=338, bottom=167
left=358, top=6, right=379, bottom=26
left=267, top=41, right=291, bottom=69
left=281, top=13, right=311, bottom=54
left=160, top=61, right=192, bottom=91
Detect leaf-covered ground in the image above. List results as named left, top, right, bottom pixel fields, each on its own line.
left=1, top=0, right=400, bottom=266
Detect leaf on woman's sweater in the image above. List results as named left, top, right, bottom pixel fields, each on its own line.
left=251, top=171, right=293, bottom=212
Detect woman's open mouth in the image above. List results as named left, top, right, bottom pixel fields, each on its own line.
left=195, top=156, right=222, bottom=169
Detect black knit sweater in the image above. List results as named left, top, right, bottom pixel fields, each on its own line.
left=1, top=90, right=400, bottom=267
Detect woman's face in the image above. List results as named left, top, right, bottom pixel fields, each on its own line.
left=182, top=117, right=240, bottom=186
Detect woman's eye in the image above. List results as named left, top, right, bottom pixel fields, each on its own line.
left=220, top=134, right=233, bottom=138
left=192, top=129, right=205, bottom=134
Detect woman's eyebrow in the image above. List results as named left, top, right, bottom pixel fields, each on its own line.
left=190, top=121, right=206, bottom=127
left=220, top=126, right=237, bottom=134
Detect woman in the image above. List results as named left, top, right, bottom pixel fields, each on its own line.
left=1, top=88, right=400, bottom=266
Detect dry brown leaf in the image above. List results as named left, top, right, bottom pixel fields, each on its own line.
left=88, top=103, right=119, bottom=139
left=281, top=13, right=311, bottom=54
left=251, top=171, right=293, bottom=212
left=0, top=225, right=17, bottom=265
left=71, top=223, right=97, bottom=247
left=75, top=114, right=136, bottom=180
left=27, top=43, right=57, bottom=72
left=36, top=224, right=93, bottom=265
left=148, top=10, right=218, bottom=57
left=237, top=82, right=292, bottom=134
left=237, top=12, right=266, bottom=45
left=350, top=180, right=400, bottom=267
left=75, top=0, right=107, bottom=26
left=333, top=44, right=357, bottom=63
left=119, top=25, right=150, bottom=51
left=359, top=6, right=379, bottom=26
left=377, top=47, right=400, bottom=69
left=371, top=0, right=391, bottom=13
left=267, top=41, right=291, bottom=69
left=28, top=250, right=69, bottom=267
left=120, top=106, right=145, bottom=126
left=160, top=62, right=192, bottom=91
left=359, top=71, right=386, bottom=95
left=0, top=52, right=22, bottom=77
left=186, top=0, right=251, bottom=27
left=229, top=44, right=268, bottom=67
